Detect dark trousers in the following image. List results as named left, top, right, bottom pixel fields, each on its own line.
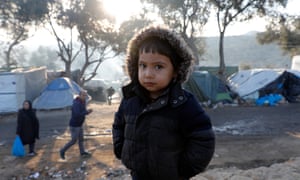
left=28, top=143, right=35, bottom=153
left=60, top=126, right=85, bottom=154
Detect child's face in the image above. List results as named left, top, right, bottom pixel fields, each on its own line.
left=138, top=52, right=176, bottom=99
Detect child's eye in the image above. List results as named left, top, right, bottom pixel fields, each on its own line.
left=138, top=63, right=146, bottom=69
left=155, top=65, right=163, bottom=70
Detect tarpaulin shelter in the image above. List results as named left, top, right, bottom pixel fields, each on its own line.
left=227, top=69, right=284, bottom=99
left=184, top=71, right=232, bottom=104
left=259, top=70, right=300, bottom=103
left=0, top=67, right=47, bottom=113
left=33, top=77, right=85, bottom=110
left=291, top=55, right=300, bottom=71
left=228, top=69, right=300, bottom=103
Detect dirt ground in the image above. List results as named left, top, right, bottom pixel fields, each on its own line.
left=1, top=101, right=300, bottom=179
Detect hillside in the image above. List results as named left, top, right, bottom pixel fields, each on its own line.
left=200, top=33, right=291, bottom=69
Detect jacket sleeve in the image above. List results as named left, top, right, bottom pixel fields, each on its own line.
left=178, top=95, right=215, bottom=178
left=112, top=99, right=126, bottom=159
left=33, top=110, right=40, bottom=139
left=73, top=101, right=89, bottom=117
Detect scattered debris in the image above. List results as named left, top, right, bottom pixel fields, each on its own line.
left=100, top=167, right=131, bottom=180
left=0, top=141, right=6, bottom=146
left=29, top=172, right=40, bottom=179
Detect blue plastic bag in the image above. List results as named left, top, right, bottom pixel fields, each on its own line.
left=12, top=136, right=25, bottom=157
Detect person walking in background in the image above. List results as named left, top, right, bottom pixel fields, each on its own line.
left=112, top=25, right=215, bottom=180
left=106, top=86, right=115, bottom=105
left=59, top=90, right=93, bottom=160
left=16, top=100, right=39, bottom=156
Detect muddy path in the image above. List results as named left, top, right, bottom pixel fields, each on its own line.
left=1, top=102, right=300, bottom=179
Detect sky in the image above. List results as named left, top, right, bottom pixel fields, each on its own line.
left=100, top=0, right=300, bottom=80
left=23, top=0, right=300, bottom=48
left=18, top=0, right=300, bottom=81
left=101, top=0, right=300, bottom=37
left=203, top=0, right=300, bottom=36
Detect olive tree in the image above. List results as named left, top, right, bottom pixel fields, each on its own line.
left=47, top=0, right=118, bottom=85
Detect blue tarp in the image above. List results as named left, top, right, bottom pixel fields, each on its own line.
left=33, top=77, right=83, bottom=110
left=255, top=94, right=283, bottom=106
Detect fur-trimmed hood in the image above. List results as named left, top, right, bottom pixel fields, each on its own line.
left=125, top=25, right=195, bottom=83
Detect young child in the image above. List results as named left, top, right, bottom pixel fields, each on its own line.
left=112, top=25, right=215, bottom=180
left=16, top=100, right=40, bottom=156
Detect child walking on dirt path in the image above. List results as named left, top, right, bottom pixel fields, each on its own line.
left=16, top=100, right=40, bottom=156
left=112, top=25, right=215, bottom=180
left=59, top=90, right=93, bottom=160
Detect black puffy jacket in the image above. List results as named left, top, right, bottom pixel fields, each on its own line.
left=113, top=83, right=215, bottom=179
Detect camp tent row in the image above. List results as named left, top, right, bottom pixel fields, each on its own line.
left=0, top=67, right=86, bottom=113
left=2, top=67, right=300, bottom=113
left=184, top=68, right=300, bottom=105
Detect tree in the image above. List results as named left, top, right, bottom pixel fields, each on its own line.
left=141, top=0, right=210, bottom=64
left=0, top=0, right=52, bottom=71
left=257, top=15, right=300, bottom=56
left=47, top=0, right=118, bottom=85
left=28, top=46, right=61, bottom=70
left=209, top=0, right=287, bottom=79
left=116, top=11, right=153, bottom=54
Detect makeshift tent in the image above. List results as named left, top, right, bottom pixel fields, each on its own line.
left=228, top=69, right=300, bottom=103
left=184, top=71, right=232, bottom=103
left=0, top=67, right=47, bottom=113
left=291, top=55, right=300, bottom=71
left=33, top=77, right=84, bottom=110
left=259, top=70, right=300, bottom=102
left=227, top=69, right=284, bottom=98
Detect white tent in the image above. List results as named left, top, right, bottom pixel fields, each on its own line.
left=291, top=55, right=300, bottom=71
left=227, top=69, right=284, bottom=98
left=0, top=67, right=47, bottom=113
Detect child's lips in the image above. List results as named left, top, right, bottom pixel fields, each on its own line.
left=143, top=82, right=155, bottom=87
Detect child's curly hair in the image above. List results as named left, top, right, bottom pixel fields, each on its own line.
left=126, top=25, right=195, bottom=84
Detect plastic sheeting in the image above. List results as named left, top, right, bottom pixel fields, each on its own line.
left=227, top=69, right=284, bottom=97
left=228, top=69, right=300, bottom=103
left=291, top=55, right=300, bottom=71
left=0, top=67, right=47, bottom=113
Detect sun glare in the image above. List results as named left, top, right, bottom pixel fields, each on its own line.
left=103, top=0, right=142, bottom=26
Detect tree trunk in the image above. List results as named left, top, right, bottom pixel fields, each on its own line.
left=4, top=32, right=23, bottom=71
left=64, top=62, right=72, bottom=79
left=5, top=49, right=11, bottom=72
left=218, top=31, right=226, bottom=81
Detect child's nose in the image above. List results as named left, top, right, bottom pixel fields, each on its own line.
left=144, top=68, right=154, bottom=77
